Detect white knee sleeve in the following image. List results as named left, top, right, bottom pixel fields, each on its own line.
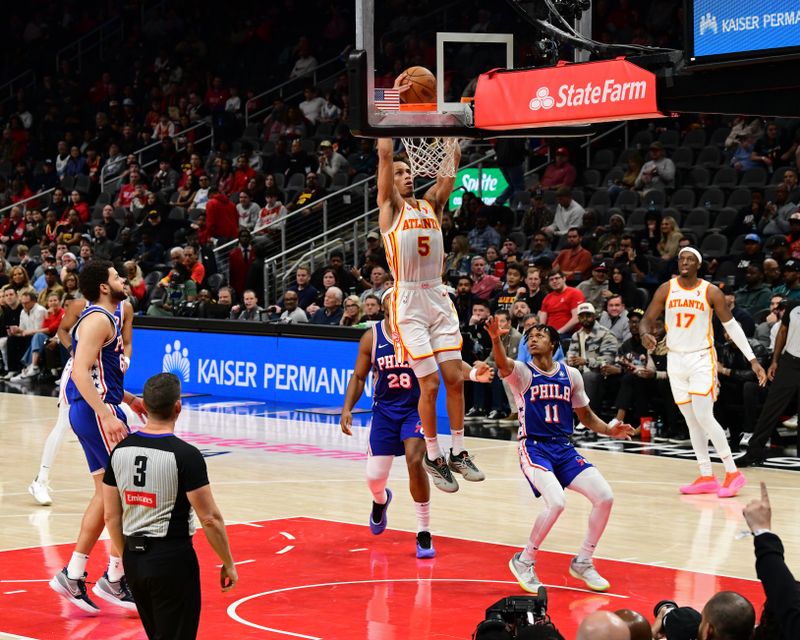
left=366, top=455, right=394, bottom=503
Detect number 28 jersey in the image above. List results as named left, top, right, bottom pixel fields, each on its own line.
left=504, top=361, right=589, bottom=440
left=372, top=321, right=419, bottom=415
left=383, top=198, right=443, bottom=284
left=664, top=277, right=713, bottom=354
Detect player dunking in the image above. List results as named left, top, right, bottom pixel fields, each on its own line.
left=341, top=289, right=493, bottom=556
left=49, top=260, right=147, bottom=614
left=28, top=297, right=137, bottom=506
left=481, top=317, right=634, bottom=592
left=377, top=130, right=483, bottom=493
left=640, top=247, right=767, bottom=497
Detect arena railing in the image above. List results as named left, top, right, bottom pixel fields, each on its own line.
left=244, top=55, right=347, bottom=128
left=99, top=120, right=215, bottom=192
left=0, top=69, right=36, bottom=108
left=55, top=16, right=124, bottom=74
left=579, top=121, right=630, bottom=166
left=0, top=187, right=56, bottom=218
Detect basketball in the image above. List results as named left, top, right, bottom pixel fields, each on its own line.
left=401, top=66, right=436, bottom=104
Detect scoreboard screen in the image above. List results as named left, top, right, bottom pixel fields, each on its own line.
left=687, top=0, right=800, bottom=64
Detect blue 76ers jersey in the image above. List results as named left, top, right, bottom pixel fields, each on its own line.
left=66, top=303, right=125, bottom=406
left=371, top=321, right=419, bottom=415
left=506, top=361, right=590, bottom=440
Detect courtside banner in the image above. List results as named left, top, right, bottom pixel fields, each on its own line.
left=474, top=59, right=663, bottom=129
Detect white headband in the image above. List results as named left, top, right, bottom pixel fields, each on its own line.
left=678, top=247, right=702, bottom=265
left=380, top=287, right=395, bottom=305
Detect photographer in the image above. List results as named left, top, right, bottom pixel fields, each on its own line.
left=744, top=482, right=800, bottom=640
left=146, top=263, right=197, bottom=317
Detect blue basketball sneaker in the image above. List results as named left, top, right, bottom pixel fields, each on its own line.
left=416, top=531, right=436, bottom=558
left=369, top=488, right=392, bottom=535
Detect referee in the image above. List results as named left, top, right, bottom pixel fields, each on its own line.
left=102, top=373, right=237, bottom=639
left=740, top=298, right=800, bottom=467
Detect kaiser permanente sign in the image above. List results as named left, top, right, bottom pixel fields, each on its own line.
left=474, top=59, right=662, bottom=130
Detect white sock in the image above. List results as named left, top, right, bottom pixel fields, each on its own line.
left=66, top=552, right=89, bottom=580
left=414, top=501, right=431, bottom=532
left=37, top=410, right=71, bottom=484
left=450, top=429, right=465, bottom=455
left=424, top=436, right=442, bottom=460
left=107, top=556, right=124, bottom=582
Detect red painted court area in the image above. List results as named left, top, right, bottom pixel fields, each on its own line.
left=1, top=517, right=763, bottom=639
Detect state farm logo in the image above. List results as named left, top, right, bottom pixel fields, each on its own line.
left=529, top=87, right=554, bottom=111
left=529, top=78, right=648, bottom=111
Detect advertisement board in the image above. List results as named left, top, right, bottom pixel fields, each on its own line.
left=448, top=168, right=508, bottom=208
left=127, top=327, right=450, bottom=415
left=689, top=0, right=800, bottom=63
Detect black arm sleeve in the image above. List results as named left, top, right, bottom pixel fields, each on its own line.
left=754, top=532, right=800, bottom=639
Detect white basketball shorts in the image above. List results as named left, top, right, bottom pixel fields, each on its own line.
left=666, top=348, right=718, bottom=405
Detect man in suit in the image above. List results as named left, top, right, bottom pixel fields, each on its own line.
left=228, top=229, right=255, bottom=297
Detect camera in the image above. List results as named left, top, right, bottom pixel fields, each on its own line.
left=474, top=589, right=561, bottom=640
left=654, top=600, right=677, bottom=618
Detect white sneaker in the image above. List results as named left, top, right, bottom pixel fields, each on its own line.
left=508, top=552, right=542, bottom=593
left=20, top=365, right=39, bottom=379
left=569, top=556, right=610, bottom=592
left=740, top=432, right=753, bottom=448
left=10, top=367, right=30, bottom=382
left=782, top=414, right=798, bottom=430
left=28, top=477, right=52, bottom=506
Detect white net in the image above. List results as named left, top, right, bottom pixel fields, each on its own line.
left=400, top=137, right=459, bottom=178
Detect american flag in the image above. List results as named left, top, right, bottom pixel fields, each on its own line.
left=374, top=88, right=400, bottom=111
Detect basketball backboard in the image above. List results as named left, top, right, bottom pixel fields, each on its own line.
left=347, top=0, right=600, bottom=139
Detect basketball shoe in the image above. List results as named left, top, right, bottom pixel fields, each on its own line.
left=508, top=552, right=541, bottom=593
left=679, top=476, right=720, bottom=495
left=28, top=477, right=52, bottom=506
left=91, top=571, right=137, bottom=610
left=369, top=488, right=392, bottom=535
left=569, top=557, right=610, bottom=592
left=49, top=568, right=100, bottom=614
left=416, top=531, right=436, bottom=559
left=448, top=449, right=485, bottom=482
left=424, top=454, right=459, bottom=493
left=717, top=471, right=746, bottom=498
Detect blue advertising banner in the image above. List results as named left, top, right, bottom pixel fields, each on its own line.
left=127, top=328, right=450, bottom=415
left=692, top=0, right=800, bottom=58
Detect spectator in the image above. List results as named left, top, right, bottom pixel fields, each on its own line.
left=280, top=265, right=318, bottom=311
left=340, top=295, right=363, bottom=326
left=774, top=259, right=800, bottom=300
left=576, top=611, right=630, bottom=640
left=63, top=146, right=87, bottom=177
left=287, top=172, right=327, bottom=214
left=553, top=227, right=593, bottom=286
left=731, top=134, right=758, bottom=172
left=289, top=38, right=318, bottom=79
left=698, top=592, right=755, bottom=640
left=357, top=265, right=390, bottom=301
left=205, top=188, right=239, bottom=241
left=567, top=302, right=619, bottom=410
left=236, top=191, right=260, bottom=231
left=597, top=213, right=626, bottom=256
left=743, top=483, right=800, bottom=640
left=444, top=235, right=473, bottom=283
left=190, top=175, right=211, bottom=210
left=317, top=140, right=348, bottom=180
left=712, top=280, right=756, bottom=339
left=725, top=116, right=762, bottom=149
left=469, top=255, right=501, bottom=301
left=735, top=263, right=774, bottom=317
left=60, top=272, right=81, bottom=303
left=715, top=233, right=766, bottom=288
left=230, top=154, right=256, bottom=193
left=539, top=269, right=584, bottom=337
left=578, top=261, right=609, bottom=311
left=540, top=146, right=576, bottom=190
left=753, top=122, right=784, bottom=172
left=634, top=141, right=675, bottom=189
left=543, top=186, right=585, bottom=239
left=183, top=245, right=205, bottom=285
left=228, top=229, right=255, bottom=296
left=4, top=289, right=45, bottom=378
left=755, top=295, right=786, bottom=350
left=510, top=300, right=531, bottom=332
left=788, top=212, right=800, bottom=258
left=519, top=266, right=546, bottom=315
left=598, top=294, right=632, bottom=343
left=360, top=294, right=383, bottom=323
left=54, top=141, right=69, bottom=178
left=319, top=89, right=342, bottom=123
left=68, top=191, right=90, bottom=224
left=524, top=230, right=556, bottom=265
left=481, top=309, right=522, bottom=420
left=124, top=261, right=146, bottom=307
left=0, top=206, right=26, bottom=246
left=467, top=210, right=502, bottom=253
left=230, top=289, right=263, bottom=321
left=608, top=264, right=641, bottom=310
left=11, top=292, right=63, bottom=381
left=657, top=216, right=684, bottom=260
left=299, top=87, right=326, bottom=126
left=760, top=184, right=797, bottom=236
left=310, top=286, right=344, bottom=325
left=348, top=139, right=378, bottom=177
left=0, top=287, right=22, bottom=375
left=492, top=262, right=525, bottom=313
left=605, top=308, right=653, bottom=429
left=522, top=188, right=555, bottom=236
left=8, top=265, right=30, bottom=292
left=33, top=159, right=58, bottom=192
left=452, top=276, right=479, bottom=330
left=36, top=267, right=63, bottom=305
left=636, top=209, right=661, bottom=257
left=493, top=139, right=527, bottom=205
left=276, top=290, right=308, bottom=324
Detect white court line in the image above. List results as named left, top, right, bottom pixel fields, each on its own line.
left=0, top=513, right=84, bottom=519
left=276, top=545, right=294, bottom=555
left=349, top=548, right=368, bottom=552
left=3, top=590, right=25, bottom=595
left=280, top=531, right=296, bottom=540
left=227, top=521, right=264, bottom=528
left=0, top=632, right=38, bottom=639
left=0, top=580, right=50, bottom=583
left=217, top=559, right=256, bottom=568
left=227, top=577, right=629, bottom=638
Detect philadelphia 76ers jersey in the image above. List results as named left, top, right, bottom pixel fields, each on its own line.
left=504, top=360, right=590, bottom=440
left=66, top=303, right=125, bottom=406
left=383, top=198, right=444, bottom=284
left=371, top=320, right=420, bottom=414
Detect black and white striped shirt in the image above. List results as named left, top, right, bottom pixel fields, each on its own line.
left=104, top=432, right=209, bottom=538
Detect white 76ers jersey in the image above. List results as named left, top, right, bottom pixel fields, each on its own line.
left=664, top=277, right=713, bottom=353
left=383, top=199, right=443, bottom=283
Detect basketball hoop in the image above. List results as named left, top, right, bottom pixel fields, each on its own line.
left=401, top=136, right=460, bottom=178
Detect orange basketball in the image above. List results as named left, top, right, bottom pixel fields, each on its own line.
left=401, top=66, right=436, bottom=104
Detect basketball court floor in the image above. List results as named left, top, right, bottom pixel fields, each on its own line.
left=1, top=392, right=797, bottom=639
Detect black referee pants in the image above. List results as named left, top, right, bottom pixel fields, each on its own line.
left=124, top=538, right=201, bottom=640
left=749, top=353, right=800, bottom=456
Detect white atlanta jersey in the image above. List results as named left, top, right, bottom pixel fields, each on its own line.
left=664, top=277, right=714, bottom=354
left=383, top=199, right=443, bottom=284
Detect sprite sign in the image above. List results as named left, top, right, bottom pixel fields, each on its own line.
left=448, top=168, right=508, bottom=209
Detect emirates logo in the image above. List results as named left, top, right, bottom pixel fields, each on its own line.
left=529, top=87, right=555, bottom=111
